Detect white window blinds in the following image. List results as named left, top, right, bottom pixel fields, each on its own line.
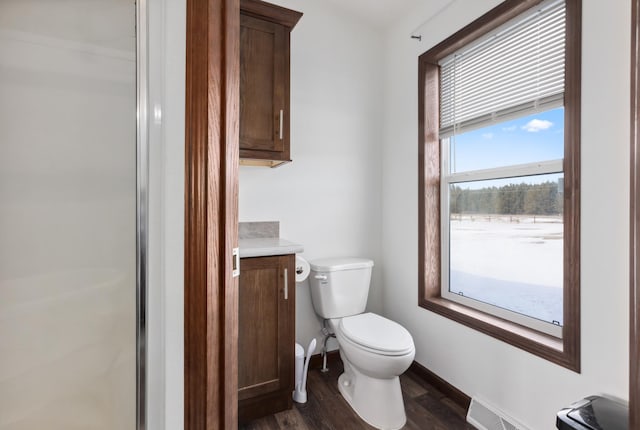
left=439, top=0, right=565, bottom=138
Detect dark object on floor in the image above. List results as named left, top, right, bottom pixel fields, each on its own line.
left=557, top=395, right=628, bottom=430
left=239, top=358, right=473, bottom=430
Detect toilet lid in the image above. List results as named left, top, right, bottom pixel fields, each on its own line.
left=339, top=313, right=414, bottom=355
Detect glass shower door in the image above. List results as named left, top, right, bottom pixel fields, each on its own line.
left=0, top=1, right=138, bottom=428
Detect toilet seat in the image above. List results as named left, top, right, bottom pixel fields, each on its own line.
left=339, top=313, right=414, bottom=356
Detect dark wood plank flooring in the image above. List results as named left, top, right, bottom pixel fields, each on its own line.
left=239, top=359, right=473, bottom=430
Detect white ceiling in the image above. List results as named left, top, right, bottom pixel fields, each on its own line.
left=322, top=0, right=448, bottom=29
left=0, top=0, right=454, bottom=50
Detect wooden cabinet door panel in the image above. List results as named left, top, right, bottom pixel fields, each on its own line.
left=238, top=263, right=280, bottom=399
left=238, top=255, right=294, bottom=405
left=240, top=15, right=285, bottom=153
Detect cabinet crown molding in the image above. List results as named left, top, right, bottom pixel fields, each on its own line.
left=240, top=0, right=302, bottom=29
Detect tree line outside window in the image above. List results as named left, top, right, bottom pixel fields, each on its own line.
left=450, top=180, right=563, bottom=216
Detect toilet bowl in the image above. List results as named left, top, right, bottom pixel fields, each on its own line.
left=329, top=313, right=415, bottom=430
left=308, top=257, right=415, bottom=430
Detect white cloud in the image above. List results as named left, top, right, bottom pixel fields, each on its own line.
left=502, top=125, right=517, bottom=132
left=522, top=119, right=553, bottom=132
left=482, top=132, right=494, bottom=139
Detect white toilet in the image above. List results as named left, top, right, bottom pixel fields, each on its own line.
left=309, top=257, right=415, bottom=430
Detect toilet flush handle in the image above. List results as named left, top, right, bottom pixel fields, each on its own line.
left=314, top=274, right=327, bottom=281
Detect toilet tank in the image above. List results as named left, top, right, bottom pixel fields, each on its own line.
left=308, top=257, right=374, bottom=319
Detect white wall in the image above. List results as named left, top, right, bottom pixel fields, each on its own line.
left=148, top=0, right=185, bottom=428
left=239, top=0, right=385, bottom=352
left=381, top=1, right=630, bottom=429
left=159, top=0, right=185, bottom=426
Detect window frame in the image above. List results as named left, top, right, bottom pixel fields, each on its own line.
left=418, top=0, right=581, bottom=371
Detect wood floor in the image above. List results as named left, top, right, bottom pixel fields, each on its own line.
left=239, top=359, right=473, bottom=430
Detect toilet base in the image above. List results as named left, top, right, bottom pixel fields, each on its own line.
left=337, top=357, right=407, bottom=430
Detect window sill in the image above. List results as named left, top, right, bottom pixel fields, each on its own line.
left=420, top=296, right=578, bottom=372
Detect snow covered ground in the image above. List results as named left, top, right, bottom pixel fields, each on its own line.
left=449, top=215, right=563, bottom=324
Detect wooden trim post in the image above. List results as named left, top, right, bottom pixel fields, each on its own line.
left=184, top=0, right=240, bottom=428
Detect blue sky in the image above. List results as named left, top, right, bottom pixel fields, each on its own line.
left=451, top=107, right=564, bottom=173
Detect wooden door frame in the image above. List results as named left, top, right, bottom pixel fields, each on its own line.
left=631, top=0, right=640, bottom=426
left=184, top=0, right=240, bottom=428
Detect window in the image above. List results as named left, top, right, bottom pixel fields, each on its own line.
left=418, top=0, right=580, bottom=370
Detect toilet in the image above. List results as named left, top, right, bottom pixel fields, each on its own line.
left=309, top=257, right=415, bottom=430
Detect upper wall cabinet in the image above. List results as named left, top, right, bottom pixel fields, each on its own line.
left=240, top=0, right=302, bottom=167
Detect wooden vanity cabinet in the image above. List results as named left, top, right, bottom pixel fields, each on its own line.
left=238, top=254, right=295, bottom=423
left=239, top=0, right=302, bottom=167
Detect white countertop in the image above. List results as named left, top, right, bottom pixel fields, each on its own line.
left=239, top=237, right=304, bottom=258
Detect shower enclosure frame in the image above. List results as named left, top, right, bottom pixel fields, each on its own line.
left=632, top=0, right=640, bottom=427
left=136, top=0, right=149, bottom=428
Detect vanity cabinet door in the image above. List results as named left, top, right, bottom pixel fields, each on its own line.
left=238, top=254, right=295, bottom=423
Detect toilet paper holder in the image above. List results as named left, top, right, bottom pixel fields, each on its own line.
left=295, top=255, right=310, bottom=282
